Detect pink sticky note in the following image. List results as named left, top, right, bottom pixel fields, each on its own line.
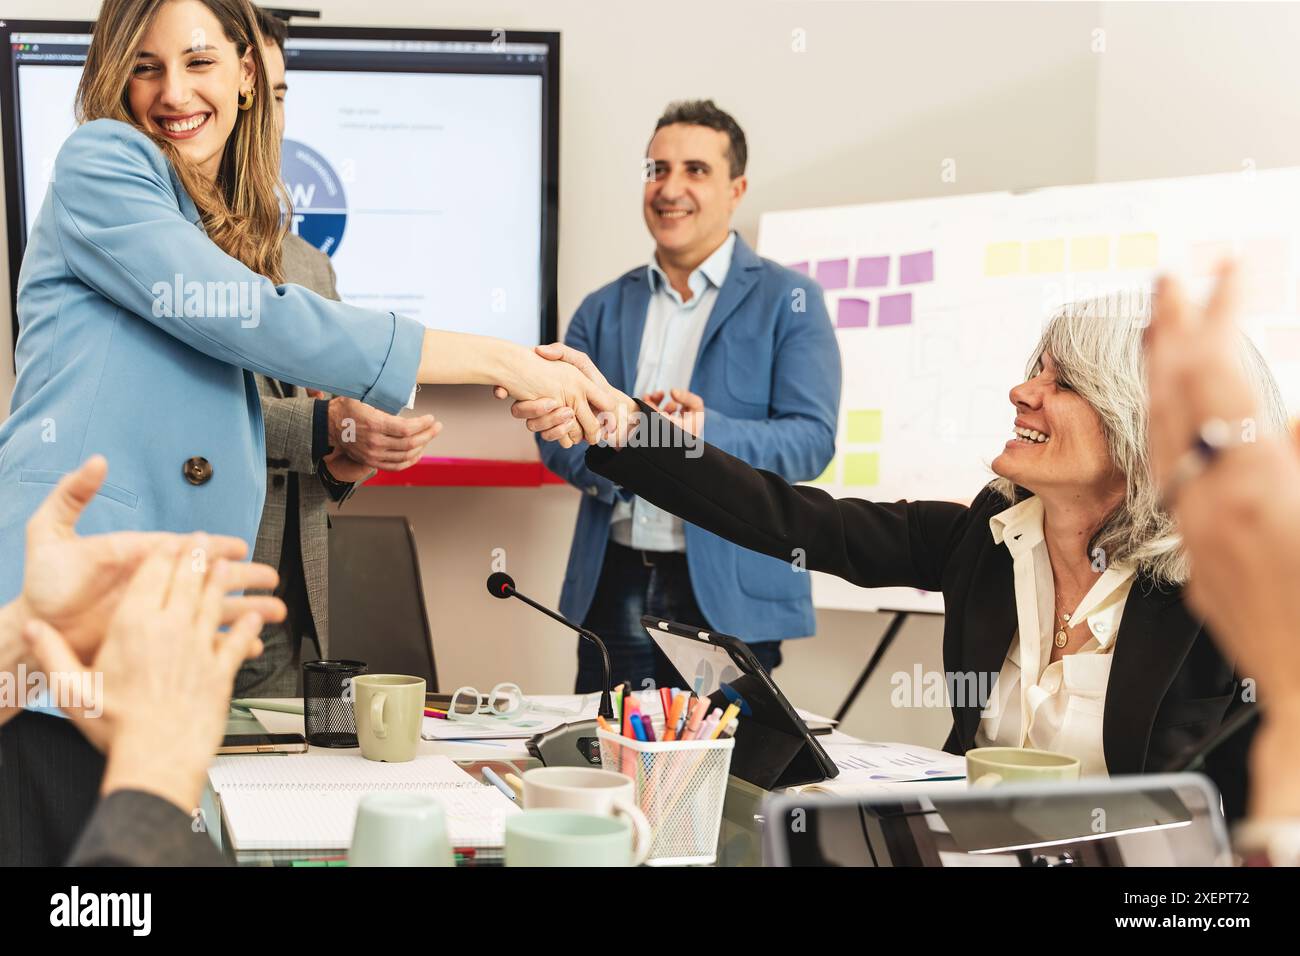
left=899, top=250, right=934, bottom=285
left=854, top=256, right=890, bottom=287
left=837, top=298, right=871, bottom=328
left=816, top=259, right=850, bottom=290
left=787, top=261, right=810, bottom=275
left=878, top=292, right=913, bottom=327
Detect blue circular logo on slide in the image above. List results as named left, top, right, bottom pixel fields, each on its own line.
left=281, top=139, right=347, bottom=255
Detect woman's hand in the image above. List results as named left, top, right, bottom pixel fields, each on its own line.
left=18, top=456, right=284, bottom=665
left=1146, top=263, right=1260, bottom=490
left=1146, top=263, right=1300, bottom=706
left=23, top=535, right=266, bottom=813
left=494, top=343, right=640, bottom=448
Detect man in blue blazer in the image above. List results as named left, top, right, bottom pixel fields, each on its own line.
left=540, top=100, right=841, bottom=692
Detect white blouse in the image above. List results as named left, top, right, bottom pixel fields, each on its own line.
left=975, top=496, right=1135, bottom=777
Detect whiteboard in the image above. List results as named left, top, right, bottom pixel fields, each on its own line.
left=757, top=168, right=1300, bottom=613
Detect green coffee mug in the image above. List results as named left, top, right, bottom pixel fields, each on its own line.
left=348, top=792, right=454, bottom=867
left=966, top=747, right=1081, bottom=787
left=505, top=809, right=635, bottom=867
left=352, top=674, right=425, bottom=762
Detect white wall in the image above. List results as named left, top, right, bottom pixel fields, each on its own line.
left=2, top=1, right=1293, bottom=746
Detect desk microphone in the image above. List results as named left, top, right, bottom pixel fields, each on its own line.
left=485, top=572, right=614, bottom=720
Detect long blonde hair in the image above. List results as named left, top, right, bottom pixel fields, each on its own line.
left=76, top=0, right=288, bottom=282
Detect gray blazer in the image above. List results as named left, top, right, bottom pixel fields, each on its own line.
left=67, top=790, right=226, bottom=866
left=253, top=233, right=372, bottom=657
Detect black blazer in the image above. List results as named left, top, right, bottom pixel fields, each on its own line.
left=587, top=403, right=1255, bottom=820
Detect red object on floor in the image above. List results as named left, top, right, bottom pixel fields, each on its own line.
left=362, top=457, right=567, bottom=488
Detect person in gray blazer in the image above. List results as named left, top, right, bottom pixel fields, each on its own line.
left=234, top=12, right=440, bottom=696
left=2, top=457, right=280, bottom=866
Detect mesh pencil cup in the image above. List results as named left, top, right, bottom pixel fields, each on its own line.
left=597, top=729, right=734, bottom=866
left=302, top=660, right=367, bottom=748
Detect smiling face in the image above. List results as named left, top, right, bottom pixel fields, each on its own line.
left=126, top=0, right=254, bottom=180
left=643, top=123, right=745, bottom=267
left=991, top=352, right=1125, bottom=499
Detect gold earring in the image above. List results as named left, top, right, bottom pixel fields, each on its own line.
left=238, top=88, right=254, bottom=111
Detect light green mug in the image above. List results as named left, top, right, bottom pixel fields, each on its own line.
left=348, top=792, right=454, bottom=867
left=352, top=674, right=426, bottom=762
left=966, top=747, right=1081, bottom=787
left=505, top=809, right=635, bottom=867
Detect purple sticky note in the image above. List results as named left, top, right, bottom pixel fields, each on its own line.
left=899, top=250, right=934, bottom=284
left=815, top=258, right=850, bottom=290
left=854, top=256, right=890, bottom=287
left=878, top=292, right=913, bottom=327
left=787, top=261, right=810, bottom=275
left=836, top=298, right=871, bottom=329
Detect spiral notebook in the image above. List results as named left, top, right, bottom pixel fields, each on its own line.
left=208, top=754, right=519, bottom=851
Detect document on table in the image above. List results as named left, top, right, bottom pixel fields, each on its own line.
left=790, top=740, right=968, bottom=795
left=420, top=693, right=601, bottom=740
left=208, top=753, right=519, bottom=850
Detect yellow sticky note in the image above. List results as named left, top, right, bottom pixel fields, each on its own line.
left=807, top=457, right=837, bottom=485
left=1117, top=233, right=1159, bottom=269
left=984, top=242, right=1022, bottom=277
left=843, top=452, right=879, bottom=487
left=847, top=409, right=883, bottom=444
left=1069, top=236, right=1110, bottom=271
left=1027, top=239, right=1066, bottom=274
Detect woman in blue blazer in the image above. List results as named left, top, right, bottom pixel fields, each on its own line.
left=0, top=0, right=607, bottom=863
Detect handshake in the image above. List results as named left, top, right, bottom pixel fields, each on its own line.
left=493, top=342, right=705, bottom=448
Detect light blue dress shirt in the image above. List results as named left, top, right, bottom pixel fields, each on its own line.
left=609, top=232, right=736, bottom=552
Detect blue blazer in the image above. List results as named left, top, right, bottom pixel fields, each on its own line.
left=540, top=236, right=841, bottom=642
left=0, top=119, right=423, bottom=604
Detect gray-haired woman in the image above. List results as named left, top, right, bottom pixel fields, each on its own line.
left=509, top=291, right=1289, bottom=822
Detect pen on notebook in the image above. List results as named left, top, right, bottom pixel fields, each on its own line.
left=230, top=699, right=305, bottom=716
left=481, top=767, right=517, bottom=801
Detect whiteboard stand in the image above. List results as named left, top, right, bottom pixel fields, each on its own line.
left=832, top=608, right=942, bottom=724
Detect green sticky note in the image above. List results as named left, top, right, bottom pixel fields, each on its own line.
left=808, top=456, right=837, bottom=485
left=847, top=409, right=883, bottom=444
left=843, top=452, right=879, bottom=486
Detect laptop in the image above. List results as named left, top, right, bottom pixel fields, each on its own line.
left=762, top=772, right=1232, bottom=866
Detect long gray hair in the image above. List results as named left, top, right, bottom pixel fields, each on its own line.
left=990, top=290, right=1288, bottom=585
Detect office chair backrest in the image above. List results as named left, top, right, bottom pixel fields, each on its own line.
left=328, top=515, right=438, bottom=690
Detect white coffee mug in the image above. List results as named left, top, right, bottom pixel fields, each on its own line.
left=521, top=767, right=652, bottom=864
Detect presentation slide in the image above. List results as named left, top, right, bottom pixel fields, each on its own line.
left=281, top=71, right=541, bottom=341
left=15, top=62, right=543, bottom=346
left=758, top=168, right=1300, bottom=613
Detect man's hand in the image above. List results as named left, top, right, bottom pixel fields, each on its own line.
left=325, top=396, right=440, bottom=472
left=646, top=387, right=705, bottom=438
left=320, top=448, right=373, bottom=484
left=494, top=343, right=639, bottom=448
left=24, top=535, right=266, bottom=812
left=18, top=456, right=285, bottom=665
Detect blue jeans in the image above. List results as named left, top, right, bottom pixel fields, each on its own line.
left=575, top=541, right=782, bottom=693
